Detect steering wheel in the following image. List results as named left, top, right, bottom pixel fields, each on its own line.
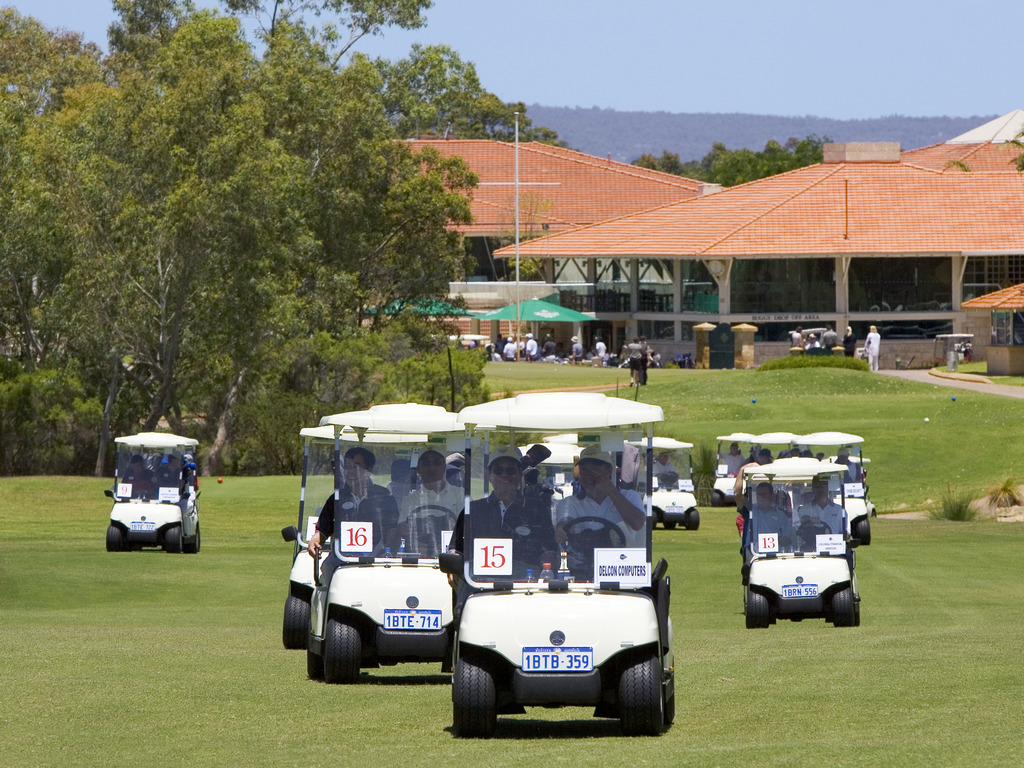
left=796, top=518, right=832, bottom=550
left=561, top=516, right=627, bottom=577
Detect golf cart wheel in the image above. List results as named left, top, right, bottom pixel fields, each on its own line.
left=106, top=524, right=126, bottom=552
left=163, top=524, right=182, bottom=553
left=664, top=693, right=675, bottom=727
left=324, top=618, right=361, bottom=684
left=745, top=590, right=771, bottom=629
left=282, top=594, right=310, bottom=650
left=619, top=652, right=663, bottom=736
left=684, top=509, right=700, bottom=530
left=853, top=517, right=871, bottom=545
left=831, top=587, right=857, bottom=627
left=306, top=647, right=324, bottom=680
left=183, top=524, right=200, bottom=554
left=711, top=490, right=725, bottom=507
left=452, top=658, right=496, bottom=738
left=661, top=518, right=677, bottom=530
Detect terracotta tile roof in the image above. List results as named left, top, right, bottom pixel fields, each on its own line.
left=901, top=141, right=1024, bottom=173
left=962, top=283, right=1024, bottom=309
left=407, top=139, right=701, bottom=236
left=500, top=159, right=1024, bottom=258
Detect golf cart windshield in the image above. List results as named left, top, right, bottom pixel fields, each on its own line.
left=319, top=405, right=469, bottom=563
left=648, top=439, right=693, bottom=492
left=113, top=433, right=197, bottom=503
left=792, top=432, right=868, bottom=497
left=457, top=393, right=664, bottom=589
left=744, top=466, right=848, bottom=557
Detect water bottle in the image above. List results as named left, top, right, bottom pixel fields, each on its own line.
left=398, top=538, right=406, bottom=555
left=557, top=548, right=570, bottom=579
left=384, top=547, right=391, bottom=558
left=525, top=569, right=534, bottom=582
left=539, top=562, right=554, bottom=582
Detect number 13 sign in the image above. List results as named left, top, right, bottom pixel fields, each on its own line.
left=340, top=522, right=374, bottom=553
left=758, top=533, right=779, bottom=553
left=473, top=538, right=512, bottom=575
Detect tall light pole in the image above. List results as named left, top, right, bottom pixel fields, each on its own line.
left=514, top=111, right=521, bottom=360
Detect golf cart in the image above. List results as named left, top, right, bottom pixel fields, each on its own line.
left=281, top=426, right=335, bottom=649
left=792, top=432, right=875, bottom=544
left=646, top=437, right=699, bottom=530
left=282, top=403, right=468, bottom=683
left=105, top=432, right=199, bottom=553
left=740, top=458, right=860, bottom=628
left=443, top=392, right=674, bottom=737
left=712, top=432, right=799, bottom=507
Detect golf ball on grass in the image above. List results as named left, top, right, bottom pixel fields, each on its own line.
left=924, top=418, right=930, bottom=422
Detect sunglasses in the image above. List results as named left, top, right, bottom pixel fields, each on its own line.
left=490, top=463, right=521, bottom=475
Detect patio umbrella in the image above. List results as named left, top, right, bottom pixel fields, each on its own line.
left=368, top=298, right=473, bottom=316
left=475, top=298, right=593, bottom=323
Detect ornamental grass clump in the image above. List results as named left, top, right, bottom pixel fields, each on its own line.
left=932, top=483, right=976, bottom=521
left=692, top=443, right=717, bottom=506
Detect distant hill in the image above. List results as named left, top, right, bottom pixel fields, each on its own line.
left=526, top=106, right=1000, bottom=164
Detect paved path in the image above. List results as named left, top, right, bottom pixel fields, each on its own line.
left=879, top=368, right=1024, bottom=399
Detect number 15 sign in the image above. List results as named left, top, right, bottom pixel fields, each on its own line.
left=473, top=538, right=513, bottom=575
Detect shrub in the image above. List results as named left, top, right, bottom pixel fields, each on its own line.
left=691, top=443, right=717, bottom=506
left=757, top=355, right=870, bottom=372
left=984, top=477, right=1023, bottom=509
left=931, top=484, right=976, bottom=521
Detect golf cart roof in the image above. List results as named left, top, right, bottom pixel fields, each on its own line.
left=717, top=432, right=758, bottom=443
left=114, top=432, right=198, bottom=450
left=300, top=425, right=431, bottom=444
left=794, top=432, right=864, bottom=446
left=459, top=392, right=663, bottom=432
left=743, top=457, right=848, bottom=482
left=749, top=431, right=801, bottom=445
left=320, top=403, right=461, bottom=435
left=646, top=436, right=693, bottom=450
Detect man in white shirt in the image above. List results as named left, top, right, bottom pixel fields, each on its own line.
left=524, top=333, right=539, bottom=361
left=864, top=325, right=881, bottom=372
left=555, top=445, right=646, bottom=552
left=796, top=479, right=847, bottom=539
left=393, top=449, right=463, bottom=556
left=594, top=337, right=607, bottom=364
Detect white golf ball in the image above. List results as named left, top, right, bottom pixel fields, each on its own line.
left=924, top=417, right=930, bottom=422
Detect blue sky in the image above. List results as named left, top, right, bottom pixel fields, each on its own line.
left=20, top=0, right=1022, bottom=120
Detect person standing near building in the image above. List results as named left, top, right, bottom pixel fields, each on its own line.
left=594, top=337, right=607, bottom=365
left=864, top=325, right=881, bottom=371
left=842, top=326, right=857, bottom=357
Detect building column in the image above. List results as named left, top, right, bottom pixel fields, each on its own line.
left=836, top=255, right=851, bottom=331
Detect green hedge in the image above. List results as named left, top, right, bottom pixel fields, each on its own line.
left=757, top=354, right=870, bottom=372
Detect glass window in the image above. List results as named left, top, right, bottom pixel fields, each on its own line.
left=637, top=320, right=676, bottom=341
left=732, top=259, right=835, bottom=313
left=849, top=257, right=952, bottom=312
left=993, top=311, right=1012, bottom=346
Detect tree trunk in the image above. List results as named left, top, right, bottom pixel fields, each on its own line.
left=203, top=368, right=246, bottom=477
left=94, top=353, right=122, bottom=476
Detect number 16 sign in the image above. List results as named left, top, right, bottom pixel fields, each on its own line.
left=341, top=521, right=374, bottom=553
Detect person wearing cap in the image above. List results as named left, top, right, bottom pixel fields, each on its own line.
left=390, top=448, right=464, bottom=556
left=570, top=335, right=583, bottom=364
left=796, top=479, right=847, bottom=540
left=308, top=447, right=400, bottom=576
left=555, top=444, right=646, bottom=552
left=745, top=481, right=794, bottom=553
left=451, top=446, right=557, bottom=577
left=502, top=336, right=517, bottom=361
left=524, top=333, right=539, bottom=361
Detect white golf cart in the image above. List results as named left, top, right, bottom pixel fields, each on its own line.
left=281, top=425, right=335, bottom=649
left=105, top=432, right=200, bottom=553
left=740, top=458, right=860, bottom=628
left=712, top=431, right=799, bottom=507
left=282, top=403, right=468, bottom=683
left=646, top=436, right=699, bottom=530
left=443, top=392, right=674, bottom=737
left=792, top=432, right=875, bottom=544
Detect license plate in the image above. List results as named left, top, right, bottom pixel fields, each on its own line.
left=383, top=609, right=442, bottom=630
left=781, top=583, right=818, bottom=598
left=130, top=521, right=156, bottom=532
left=522, top=647, right=593, bottom=672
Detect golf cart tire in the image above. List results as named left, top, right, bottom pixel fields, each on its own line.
left=452, top=657, right=496, bottom=738
left=831, top=587, right=857, bottom=627
left=664, top=693, right=675, bottom=727
left=745, top=590, right=771, bottom=629
left=183, top=524, right=200, bottom=554
left=619, top=652, right=664, bottom=736
left=853, top=517, right=871, bottom=545
left=324, top=617, right=361, bottom=684
left=106, top=524, right=126, bottom=552
left=282, top=594, right=310, bottom=650
left=306, top=647, right=324, bottom=680
left=163, top=524, right=182, bottom=553
left=684, top=509, right=700, bottom=530
left=661, top=519, right=677, bottom=530
left=711, top=490, right=725, bottom=507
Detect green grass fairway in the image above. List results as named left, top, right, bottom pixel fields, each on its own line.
left=3, top=369, right=1023, bottom=766
left=3, top=478, right=1023, bottom=767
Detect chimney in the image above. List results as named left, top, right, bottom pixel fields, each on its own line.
left=823, top=142, right=901, bottom=163
left=699, top=183, right=723, bottom=196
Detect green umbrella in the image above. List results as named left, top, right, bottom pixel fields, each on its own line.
left=368, top=298, right=473, bottom=316
left=475, top=298, right=593, bottom=323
